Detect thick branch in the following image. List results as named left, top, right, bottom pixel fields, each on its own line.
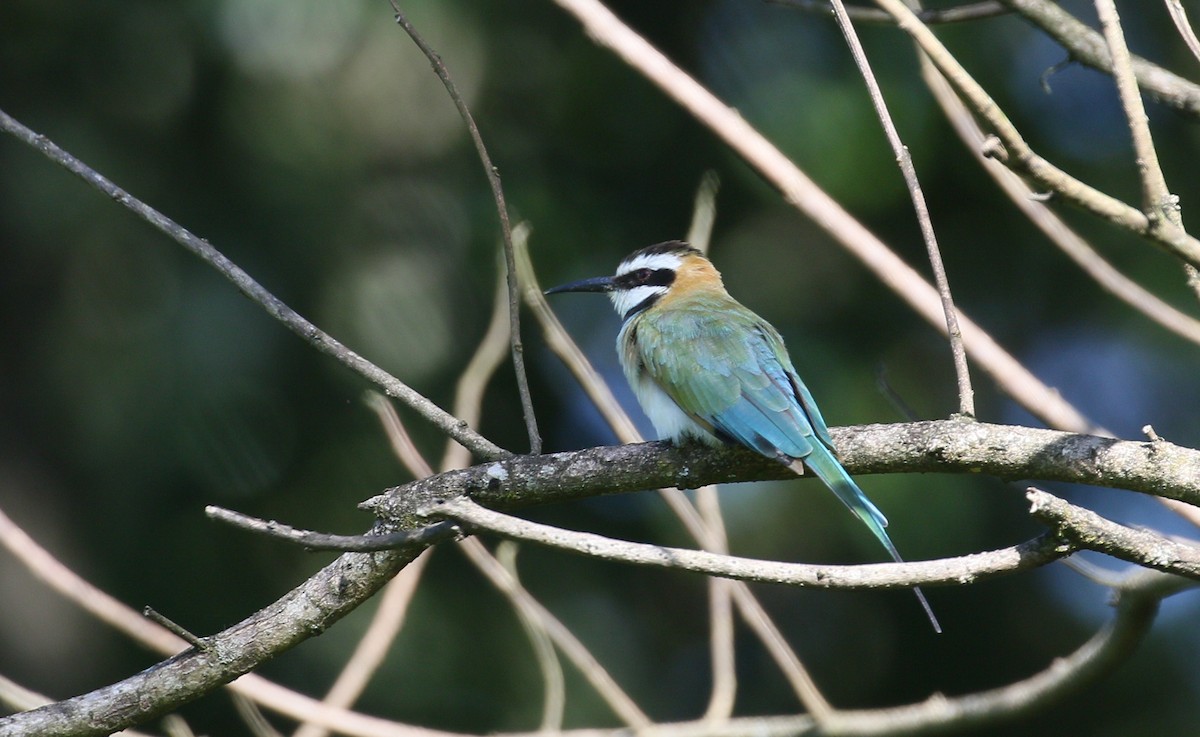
left=0, top=548, right=422, bottom=737
left=363, top=419, right=1200, bottom=521
left=1030, top=489, right=1200, bottom=578
left=6, top=418, right=1197, bottom=736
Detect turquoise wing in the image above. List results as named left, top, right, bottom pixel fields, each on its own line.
left=633, top=303, right=890, bottom=533
left=633, top=305, right=821, bottom=460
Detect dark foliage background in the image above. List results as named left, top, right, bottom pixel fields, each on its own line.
left=1, top=0, right=1198, bottom=734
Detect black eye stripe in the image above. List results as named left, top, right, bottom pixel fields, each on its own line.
left=616, top=267, right=675, bottom=289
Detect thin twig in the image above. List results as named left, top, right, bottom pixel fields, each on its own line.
left=457, top=537, right=652, bottom=729
left=442, top=254, right=515, bottom=471
left=998, top=0, right=1200, bottom=118
left=1166, top=0, right=1200, bottom=66
left=422, top=497, right=1067, bottom=588
left=206, top=506, right=458, bottom=552
left=1094, top=0, right=1186, bottom=243
left=869, top=0, right=1200, bottom=267
left=495, top=542, right=567, bottom=732
left=549, top=0, right=1100, bottom=433
left=142, top=607, right=205, bottom=650
left=920, top=59, right=1200, bottom=346
left=771, top=0, right=1010, bottom=24
left=830, top=0, right=974, bottom=417
left=389, top=4, right=541, bottom=455
left=0, top=107, right=505, bottom=461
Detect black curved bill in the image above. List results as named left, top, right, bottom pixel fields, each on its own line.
left=544, top=275, right=615, bottom=295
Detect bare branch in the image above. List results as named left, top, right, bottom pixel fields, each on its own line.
left=870, top=0, right=1200, bottom=267
left=829, top=0, right=974, bottom=417
left=498, top=571, right=1187, bottom=737
left=389, top=5, right=541, bottom=454
left=1029, top=488, right=1200, bottom=579
left=920, top=60, right=1200, bottom=346
left=1166, top=0, right=1200, bottom=66
left=0, top=107, right=506, bottom=461
left=0, top=546, right=426, bottom=737
left=422, top=497, right=1065, bottom=588
left=999, top=0, right=1200, bottom=118
left=1094, top=0, right=1185, bottom=240
left=364, top=420, right=1200, bottom=519
left=458, top=539, right=651, bottom=729
left=0, top=504, right=448, bottom=737
left=771, top=0, right=1010, bottom=24
left=205, top=505, right=457, bottom=552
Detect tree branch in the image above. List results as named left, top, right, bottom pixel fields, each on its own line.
left=7, top=416, right=1196, bottom=736
left=0, top=107, right=506, bottom=461
left=421, top=497, right=1066, bottom=588
left=870, top=0, right=1200, bottom=267
left=829, top=0, right=975, bottom=417
left=1029, top=488, right=1200, bottom=578
left=389, top=5, right=542, bottom=454
left=0, top=548, right=423, bottom=737
left=363, top=420, right=1200, bottom=521
left=496, top=571, right=1188, bottom=737
left=999, top=0, right=1200, bottom=118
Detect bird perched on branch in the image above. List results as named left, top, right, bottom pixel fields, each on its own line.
left=547, top=241, right=939, bottom=632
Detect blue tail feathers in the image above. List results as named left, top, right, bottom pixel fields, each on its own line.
left=803, top=445, right=943, bottom=634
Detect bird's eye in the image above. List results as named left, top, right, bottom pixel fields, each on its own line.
left=634, top=268, right=652, bottom=283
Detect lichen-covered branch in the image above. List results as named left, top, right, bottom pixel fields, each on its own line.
left=363, top=419, right=1200, bottom=522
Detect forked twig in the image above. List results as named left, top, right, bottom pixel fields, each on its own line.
left=1094, top=0, right=1184, bottom=239
left=920, top=59, right=1200, bottom=346
left=870, top=0, right=1200, bottom=267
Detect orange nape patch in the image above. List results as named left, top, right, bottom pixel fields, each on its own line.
left=658, top=253, right=726, bottom=306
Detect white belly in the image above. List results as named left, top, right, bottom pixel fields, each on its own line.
left=631, top=373, right=721, bottom=446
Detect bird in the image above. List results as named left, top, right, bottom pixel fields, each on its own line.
left=546, top=240, right=940, bottom=632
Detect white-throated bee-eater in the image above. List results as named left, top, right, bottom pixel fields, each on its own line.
left=547, top=241, right=939, bottom=632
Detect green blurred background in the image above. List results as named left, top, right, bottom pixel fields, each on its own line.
left=2, top=0, right=1199, bottom=734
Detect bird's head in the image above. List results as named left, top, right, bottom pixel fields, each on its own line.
left=545, top=241, right=724, bottom=319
